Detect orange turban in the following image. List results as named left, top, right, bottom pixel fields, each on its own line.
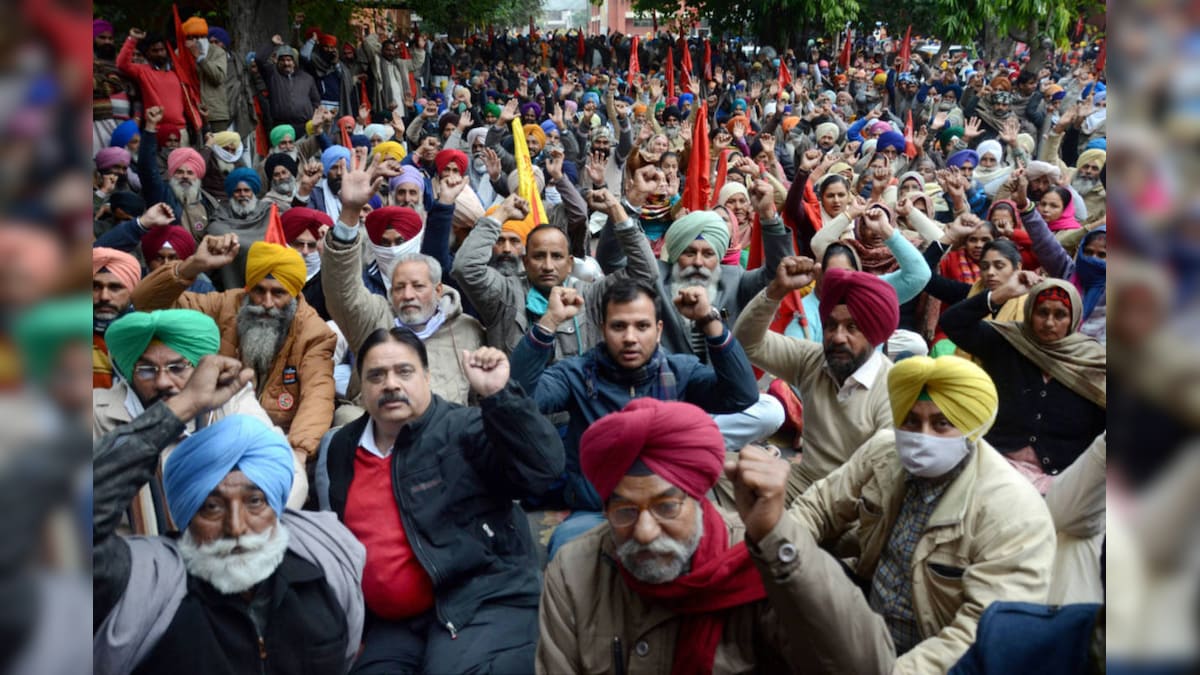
left=181, top=17, right=208, bottom=38
left=92, top=247, right=142, bottom=292
left=244, top=241, right=306, bottom=297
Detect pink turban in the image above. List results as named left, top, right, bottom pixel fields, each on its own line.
left=166, top=147, right=206, bottom=179
left=580, top=399, right=725, bottom=502
left=95, top=147, right=131, bottom=170
left=818, top=267, right=899, bottom=347
left=92, top=247, right=142, bottom=291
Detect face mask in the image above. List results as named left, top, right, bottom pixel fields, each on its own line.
left=303, top=251, right=320, bottom=280
left=371, top=235, right=424, bottom=284
left=894, top=430, right=971, bottom=478
left=544, top=186, right=563, bottom=207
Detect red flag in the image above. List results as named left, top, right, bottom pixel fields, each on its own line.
left=399, top=41, right=419, bottom=100
left=556, top=52, right=565, bottom=80
left=680, top=37, right=693, bottom=80
left=898, top=25, right=912, bottom=73
left=704, top=39, right=712, bottom=81
left=839, top=28, right=853, bottom=70
left=1095, top=38, right=1106, bottom=73
left=360, top=79, right=371, bottom=113
left=904, top=110, right=917, bottom=159
left=264, top=203, right=287, bottom=245
left=252, top=97, right=269, bottom=158
left=577, top=31, right=585, bottom=60
left=777, top=59, right=792, bottom=99
left=171, top=4, right=203, bottom=132
left=629, top=36, right=640, bottom=87
left=666, top=46, right=675, bottom=97
left=1074, top=17, right=1085, bottom=41
left=681, top=101, right=710, bottom=211
left=709, top=148, right=734, bottom=208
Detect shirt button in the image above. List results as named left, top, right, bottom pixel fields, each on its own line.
left=1042, top=457, right=1051, bottom=465
left=778, top=543, right=798, bottom=563
left=635, top=641, right=650, bottom=657
left=1034, top=413, right=1042, bottom=421
left=1029, top=435, right=1037, bottom=443
left=1040, top=390, right=1048, bottom=398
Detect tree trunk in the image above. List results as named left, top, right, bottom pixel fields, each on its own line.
left=228, top=0, right=291, bottom=58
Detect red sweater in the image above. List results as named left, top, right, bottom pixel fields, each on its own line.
left=344, top=447, right=435, bottom=620
left=116, top=37, right=186, bottom=129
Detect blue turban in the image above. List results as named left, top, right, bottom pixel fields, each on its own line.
left=350, top=134, right=369, bottom=148
left=678, top=93, right=694, bottom=107
left=582, top=92, right=600, bottom=107
left=164, top=415, right=294, bottom=528
left=321, top=144, right=352, bottom=174
left=734, top=98, right=748, bottom=111
left=224, top=166, right=262, bottom=196
left=947, top=148, right=980, bottom=169
left=110, top=119, right=141, bottom=149
left=877, top=130, right=907, bottom=153
left=208, top=27, right=231, bottom=49
left=1085, top=137, right=1106, bottom=151
left=943, top=84, right=963, bottom=101
left=540, top=119, right=558, bottom=136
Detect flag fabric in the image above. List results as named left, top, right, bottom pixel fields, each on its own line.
left=704, top=39, right=712, bottom=81
left=629, top=36, right=640, bottom=87
left=264, top=203, right=287, bottom=245
left=680, top=36, right=693, bottom=79
left=777, top=59, right=792, bottom=99
left=577, top=31, right=585, bottom=60
left=529, top=16, right=536, bottom=41
left=1074, top=17, right=1085, bottom=41
left=556, top=52, right=565, bottom=80
left=171, top=4, right=203, bottom=132
left=511, top=119, right=549, bottom=228
left=360, top=80, right=371, bottom=113
left=681, top=101, right=710, bottom=212
left=1095, top=38, right=1106, bottom=73
left=709, top=147, right=735, bottom=208
left=839, top=28, right=853, bottom=70
left=666, top=46, right=675, bottom=97
left=252, top=97, right=269, bottom=159
left=898, top=25, right=912, bottom=74
left=904, top=110, right=918, bottom=159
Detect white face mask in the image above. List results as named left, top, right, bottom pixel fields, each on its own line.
left=894, top=430, right=971, bottom=478
left=371, top=235, right=424, bottom=284
left=303, top=251, right=320, bottom=280
left=544, top=186, right=563, bottom=207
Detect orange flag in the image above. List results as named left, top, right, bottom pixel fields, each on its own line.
left=904, top=110, right=917, bottom=159
left=171, top=4, right=203, bottom=132
left=264, top=203, right=287, bottom=245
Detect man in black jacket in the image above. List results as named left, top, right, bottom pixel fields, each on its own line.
left=314, top=328, right=565, bottom=674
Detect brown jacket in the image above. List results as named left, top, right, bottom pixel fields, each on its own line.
left=131, top=261, right=336, bottom=458
left=783, top=429, right=1056, bottom=674
left=538, top=507, right=889, bottom=674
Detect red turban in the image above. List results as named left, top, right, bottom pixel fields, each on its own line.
left=141, top=225, right=196, bottom=262
left=580, top=398, right=724, bottom=502
left=156, top=122, right=182, bottom=147
left=166, top=147, right=206, bottom=179
left=281, top=207, right=333, bottom=243
left=435, top=149, right=468, bottom=177
left=92, top=247, right=142, bottom=291
left=365, top=207, right=423, bottom=245
left=317, top=32, right=338, bottom=47
left=818, top=267, right=899, bottom=347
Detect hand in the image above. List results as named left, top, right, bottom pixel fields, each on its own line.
left=628, top=164, right=663, bottom=201
left=913, top=125, right=928, bottom=149
left=140, top=202, right=175, bottom=227
left=166, top=355, right=255, bottom=422
left=493, top=193, right=530, bottom=224
left=749, top=179, right=777, bottom=219
left=434, top=171, right=467, bottom=205
left=390, top=108, right=406, bottom=136
left=144, top=106, right=164, bottom=131
left=97, top=172, right=119, bottom=196
left=586, top=188, right=624, bottom=220
left=731, top=120, right=746, bottom=139
left=860, top=205, right=894, bottom=239
left=749, top=81, right=762, bottom=100
left=870, top=164, right=892, bottom=191
left=271, top=34, right=284, bottom=46
left=545, top=146, right=565, bottom=182
left=759, top=134, right=776, bottom=155
left=844, top=195, right=869, bottom=221
left=550, top=103, right=564, bottom=128
left=991, top=270, right=1043, bottom=305
left=673, top=286, right=713, bottom=321
left=538, top=286, right=584, bottom=330
left=999, top=116, right=1019, bottom=146
left=895, top=195, right=913, bottom=218
left=181, top=234, right=240, bottom=278
left=358, top=104, right=371, bottom=126
left=298, top=159, right=324, bottom=195
left=311, top=105, right=327, bottom=130
left=499, top=99, right=518, bottom=125
left=482, top=147, right=502, bottom=180
left=460, top=347, right=509, bottom=398
left=723, top=444, right=792, bottom=543
left=648, top=78, right=663, bottom=99
left=844, top=140, right=862, bottom=157
left=932, top=110, right=949, bottom=130
left=941, top=215, right=979, bottom=246
left=766, top=256, right=819, bottom=300
left=338, top=160, right=386, bottom=211
left=798, top=148, right=822, bottom=174
left=963, top=116, right=983, bottom=141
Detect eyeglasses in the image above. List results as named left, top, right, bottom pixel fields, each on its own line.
left=605, top=498, right=686, bottom=528
left=132, top=362, right=193, bottom=381
left=291, top=240, right=319, bottom=251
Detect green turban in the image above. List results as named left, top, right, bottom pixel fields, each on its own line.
left=484, top=103, right=502, bottom=118
left=663, top=211, right=731, bottom=264
left=269, top=124, right=295, bottom=148
left=14, top=295, right=91, bottom=385
left=105, top=309, right=220, bottom=381
left=938, top=125, right=965, bottom=147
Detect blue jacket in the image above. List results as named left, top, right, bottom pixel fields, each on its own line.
left=510, top=324, right=759, bottom=510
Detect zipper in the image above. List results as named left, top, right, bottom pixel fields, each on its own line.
left=629, top=385, right=635, bottom=397
left=391, top=444, right=458, bottom=637
left=612, top=636, right=625, bottom=675
left=257, top=635, right=267, bottom=661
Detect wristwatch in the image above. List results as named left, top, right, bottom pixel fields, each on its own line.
left=694, top=307, right=722, bottom=328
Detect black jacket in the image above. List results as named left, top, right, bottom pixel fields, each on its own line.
left=316, top=382, right=563, bottom=636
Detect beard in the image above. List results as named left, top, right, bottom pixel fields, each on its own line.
left=489, top=253, right=522, bottom=277
left=170, top=177, right=202, bottom=205
left=1072, top=175, right=1100, bottom=194
left=824, top=343, right=871, bottom=383
left=327, top=175, right=342, bottom=195
left=615, top=507, right=703, bottom=584
left=395, top=298, right=438, bottom=326
left=93, top=301, right=127, bottom=334
left=179, top=522, right=290, bottom=595
left=670, top=263, right=721, bottom=307
left=230, top=195, right=259, bottom=217
left=236, top=296, right=297, bottom=376
left=95, top=43, right=117, bottom=60
left=272, top=178, right=296, bottom=196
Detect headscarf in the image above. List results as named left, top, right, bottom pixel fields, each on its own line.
left=281, top=207, right=332, bottom=242
left=350, top=134, right=369, bottom=149
left=224, top=166, right=262, bottom=196
left=886, top=329, right=929, bottom=359
left=434, top=148, right=467, bottom=176
left=15, top=295, right=91, bottom=386
left=321, top=145, right=352, bottom=174
left=990, top=278, right=1106, bottom=407
left=483, top=102, right=502, bottom=119
left=887, top=355, right=998, bottom=440
left=717, top=181, right=748, bottom=209
left=164, top=415, right=294, bottom=528
left=452, top=188, right=486, bottom=233
left=95, top=147, right=131, bottom=170
left=207, top=27, right=231, bottom=49
left=818, top=267, right=899, bottom=347
left=976, top=140, right=1003, bottom=163
left=1046, top=194, right=1081, bottom=232
left=844, top=205, right=900, bottom=276
left=465, top=127, right=488, bottom=149
left=141, top=225, right=197, bottom=263
left=372, top=141, right=407, bottom=163
left=579, top=398, right=767, bottom=675
left=506, top=166, right=545, bottom=194
left=1077, top=149, right=1106, bottom=170
left=109, top=120, right=141, bottom=149
left=937, top=125, right=965, bottom=147
left=1074, top=226, right=1106, bottom=321
left=264, top=153, right=299, bottom=182
left=104, top=309, right=220, bottom=381
left=167, top=147, right=205, bottom=179
left=946, top=149, right=979, bottom=169
left=211, top=130, right=241, bottom=150
left=365, top=207, right=423, bottom=245
left=92, top=247, right=141, bottom=292
left=662, top=211, right=730, bottom=264
left=110, top=191, right=146, bottom=218
left=520, top=101, right=542, bottom=119
left=244, top=241, right=306, bottom=297
left=269, top=124, right=295, bottom=148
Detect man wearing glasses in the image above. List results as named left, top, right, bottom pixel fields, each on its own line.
left=92, top=308, right=307, bottom=534
left=536, top=398, right=889, bottom=674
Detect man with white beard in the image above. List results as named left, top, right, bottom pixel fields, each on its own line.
left=137, top=105, right=218, bottom=238
left=262, top=152, right=304, bottom=212
left=205, top=167, right=274, bottom=290
left=93, top=355, right=366, bottom=674
left=321, top=157, right=483, bottom=406
left=1068, top=146, right=1106, bottom=227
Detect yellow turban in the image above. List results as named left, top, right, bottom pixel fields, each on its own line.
left=487, top=204, right=534, bottom=245
left=244, top=241, right=306, bottom=298
left=211, top=130, right=241, bottom=149
left=1076, top=148, right=1106, bottom=171
left=887, top=355, right=998, bottom=440
left=373, top=140, right=407, bottom=163
left=523, top=123, right=546, bottom=148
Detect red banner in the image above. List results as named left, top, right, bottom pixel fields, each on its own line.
left=704, top=39, right=712, bottom=81
left=681, top=101, right=710, bottom=211
left=265, top=203, right=287, bottom=245
left=666, top=46, right=675, bottom=97
left=680, top=36, right=693, bottom=79
left=1095, top=38, right=1106, bottom=73
left=171, top=4, right=203, bottom=132
left=839, top=28, right=853, bottom=70
left=778, top=59, right=791, bottom=99
left=898, top=25, right=912, bottom=74
left=399, top=41, right=419, bottom=101
left=629, top=36, right=640, bottom=87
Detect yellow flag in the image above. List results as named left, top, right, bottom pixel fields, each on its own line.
left=511, top=119, right=549, bottom=236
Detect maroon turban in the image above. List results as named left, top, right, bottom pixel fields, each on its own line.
left=140, top=225, right=196, bottom=262
left=364, top=207, right=423, bottom=245
left=435, top=148, right=468, bottom=177
left=580, top=399, right=724, bottom=502
left=281, top=207, right=333, bottom=243
left=818, top=267, right=899, bottom=347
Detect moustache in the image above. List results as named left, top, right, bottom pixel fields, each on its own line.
left=94, top=302, right=120, bottom=315
left=377, top=391, right=411, bottom=407
left=681, top=265, right=713, bottom=281
left=824, top=345, right=855, bottom=360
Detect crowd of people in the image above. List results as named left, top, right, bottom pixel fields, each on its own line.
left=92, top=12, right=1107, bottom=674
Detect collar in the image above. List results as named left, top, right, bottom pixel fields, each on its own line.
left=358, top=417, right=391, bottom=459
left=830, top=349, right=884, bottom=402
